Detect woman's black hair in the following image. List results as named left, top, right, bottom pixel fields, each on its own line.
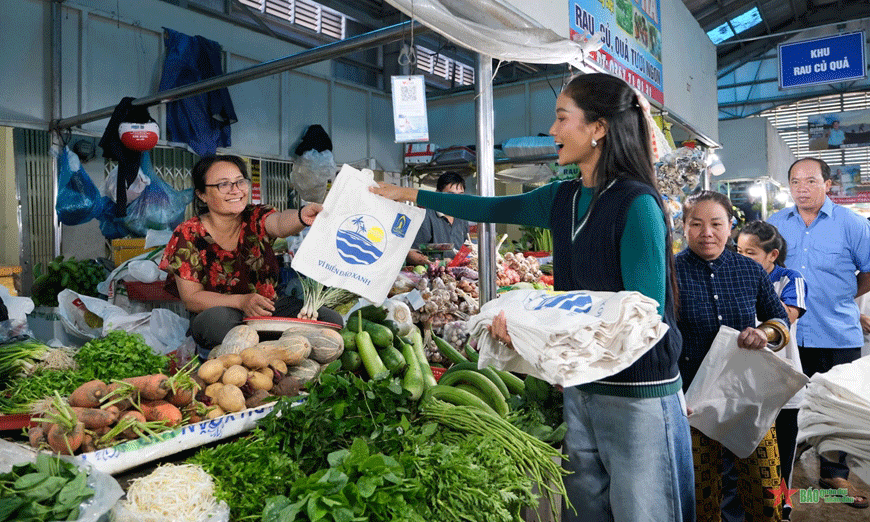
left=739, top=220, right=788, bottom=267
left=561, top=73, right=679, bottom=311
left=190, top=155, right=249, bottom=215
left=682, top=190, right=734, bottom=223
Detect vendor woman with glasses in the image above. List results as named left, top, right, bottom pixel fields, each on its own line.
left=159, top=154, right=342, bottom=359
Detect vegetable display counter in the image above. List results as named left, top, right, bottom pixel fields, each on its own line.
left=75, top=403, right=276, bottom=475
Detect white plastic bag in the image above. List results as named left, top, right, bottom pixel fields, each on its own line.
left=102, top=307, right=190, bottom=355
left=0, top=439, right=124, bottom=522
left=292, top=164, right=425, bottom=305
left=101, top=164, right=151, bottom=204
left=291, top=149, right=336, bottom=203
left=57, top=289, right=128, bottom=340
left=685, top=325, right=809, bottom=458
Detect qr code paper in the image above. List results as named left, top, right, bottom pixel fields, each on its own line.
left=400, top=84, right=418, bottom=102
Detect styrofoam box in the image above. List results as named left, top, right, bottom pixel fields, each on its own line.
left=75, top=403, right=278, bottom=475
left=27, top=306, right=89, bottom=347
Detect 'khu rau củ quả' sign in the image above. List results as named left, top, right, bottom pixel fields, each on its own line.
left=779, top=31, right=866, bottom=89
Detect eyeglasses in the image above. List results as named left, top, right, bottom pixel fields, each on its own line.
left=205, top=178, right=250, bottom=194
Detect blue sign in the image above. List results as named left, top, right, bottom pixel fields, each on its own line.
left=779, top=32, right=866, bottom=89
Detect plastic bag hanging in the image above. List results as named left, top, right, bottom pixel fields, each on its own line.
left=56, top=146, right=106, bottom=226
left=122, top=151, right=194, bottom=237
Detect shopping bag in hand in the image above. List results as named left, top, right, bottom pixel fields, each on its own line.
left=292, top=164, right=425, bottom=304
left=685, top=325, right=809, bottom=458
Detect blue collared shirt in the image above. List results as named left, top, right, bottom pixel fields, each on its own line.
left=768, top=197, right=870, bottom=348
left=675, top=248, right=788, bottom=388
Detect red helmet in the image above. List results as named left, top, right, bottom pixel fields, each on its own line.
left=119, top=121, right=159, bottom=151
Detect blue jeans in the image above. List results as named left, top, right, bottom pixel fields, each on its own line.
left=562, top=387, right=695, bottom=522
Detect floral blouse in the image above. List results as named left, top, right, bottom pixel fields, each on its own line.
left=159, top=205, right=280, bottom=299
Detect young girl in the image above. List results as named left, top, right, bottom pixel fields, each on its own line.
left=737, top=220, right=808, bottom=520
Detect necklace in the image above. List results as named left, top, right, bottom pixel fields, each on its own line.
left=571, top=179, right=617, bottom=241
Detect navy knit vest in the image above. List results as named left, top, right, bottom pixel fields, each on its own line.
left=550, top=178, right=682, bottom=397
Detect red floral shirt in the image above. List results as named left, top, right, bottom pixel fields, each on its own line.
left=159, top=205, right=280, bottom=299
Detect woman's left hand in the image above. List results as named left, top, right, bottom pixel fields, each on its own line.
left=737, top=327, right=768, bottom=350
left=300, top=203, right=323, bottom=226
left=487, top=311, right=513, bottom=348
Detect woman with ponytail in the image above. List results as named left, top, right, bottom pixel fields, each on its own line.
left=373, top=72, right=694, bottom=522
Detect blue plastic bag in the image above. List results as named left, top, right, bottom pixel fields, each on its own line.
left=123, top=151, right=193, bottom=237
left=56, top=147, right=106, bottom=226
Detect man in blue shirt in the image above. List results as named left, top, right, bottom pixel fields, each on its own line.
left=768, top=157, right=870, bottom=509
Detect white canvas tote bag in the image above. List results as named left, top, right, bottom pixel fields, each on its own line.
left=291, top=165, right=425, bottom=305
left=686, top=325, right=809, bottom=458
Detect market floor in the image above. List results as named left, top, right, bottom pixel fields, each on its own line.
left=789, top=446, right=870, bottom=521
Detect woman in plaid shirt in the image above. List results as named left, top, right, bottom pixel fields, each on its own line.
left=675, top=190, right=789, bottom=522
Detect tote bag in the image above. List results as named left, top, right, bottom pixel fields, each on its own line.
left=685, top=325, right=809, bottom=458
left=292, top=165, right=425, bottom=304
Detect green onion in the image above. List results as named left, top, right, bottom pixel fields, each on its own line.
left=297, top=277, right=356, bottom=320
left=0, top=339, right=51, bottom=381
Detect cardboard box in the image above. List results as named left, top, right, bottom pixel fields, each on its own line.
left=0, top=266, right=21, bottom=296
left=112, top=238, right=158, bottom=266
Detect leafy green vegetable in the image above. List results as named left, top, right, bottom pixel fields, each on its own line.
left=0, top=453, right=94, bottom=522
left=74, top=330, right=168, bottom=382
left=263, top=438, right=423, bottom=522
left=258, top=362, right=417, bottom=474
left=187, top=431, right=302, bottom=522
left=0, top=368, right=87, bottom=414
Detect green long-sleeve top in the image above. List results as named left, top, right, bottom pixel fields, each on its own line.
left=417, top=181, right=667, bottom=315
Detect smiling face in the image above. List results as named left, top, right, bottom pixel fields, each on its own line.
left=199, top=160, right=249, bottom=215
left=788, top=159, right=831, bottom=214
left=549, top=93, right=605, bottom=179
left=685, top=200, right=731, bottom=261
left=736, top=233, right=777, bottom=273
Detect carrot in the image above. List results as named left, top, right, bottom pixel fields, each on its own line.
left=166, top=386, right=195, bottom=408
left=79, top=433, right=96, bottom=454
left=68, top=379, right=108, bottom=408
left=28, top=425, right=46, bottom=449
left=46, top=421, right=84, bottom=455
left=140, top=400, right=183, bottom=427
left=103, top=381, right=134, bottom=411
left=119, top=410, right=147, bottom=439
left=124, top=374, right=171, bottom=401
left=70, top=407, right=116, bottom=430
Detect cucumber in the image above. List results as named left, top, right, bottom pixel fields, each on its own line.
left=400, top=341, right=424, bottom=400
left=494, top=369, right=525, bottom=395
left=455, top=383, right=489, bottom=403
left=437, top=370, right=509, bottom=417
left=442, top=362, right=510, bottom=400
left=356, top=331, right=389, bottom=381
left=409, top=326, right=437, bottom=390
left=425, top=385, right=498, bottom=416
left=340, top=350, right=362, bottom=372
left=464, top=343, right=479, bottom=363
left=356, top=304, right=388, bottom=323
left=339, top=329, right=357, bottom=351
left=346, top=315, right=394, bottom=348
left=432, top=334, right=469, bottom=364
left=379, top=345, right=407, bottom=375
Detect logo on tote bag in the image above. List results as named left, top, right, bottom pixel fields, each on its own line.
left=391, top=213, right=412, bottom=238
left=523, top=291, right=594, bottom=314
left=336, top=214, right=386, bottom=265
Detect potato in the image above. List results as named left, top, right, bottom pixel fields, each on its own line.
left=216, top=384, right=246, bottom=413
left=218, top=353, right=243, bottom=368
left=198, top=359, right=225, bottom=384
left=221, top=365, right=248, bottom=387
